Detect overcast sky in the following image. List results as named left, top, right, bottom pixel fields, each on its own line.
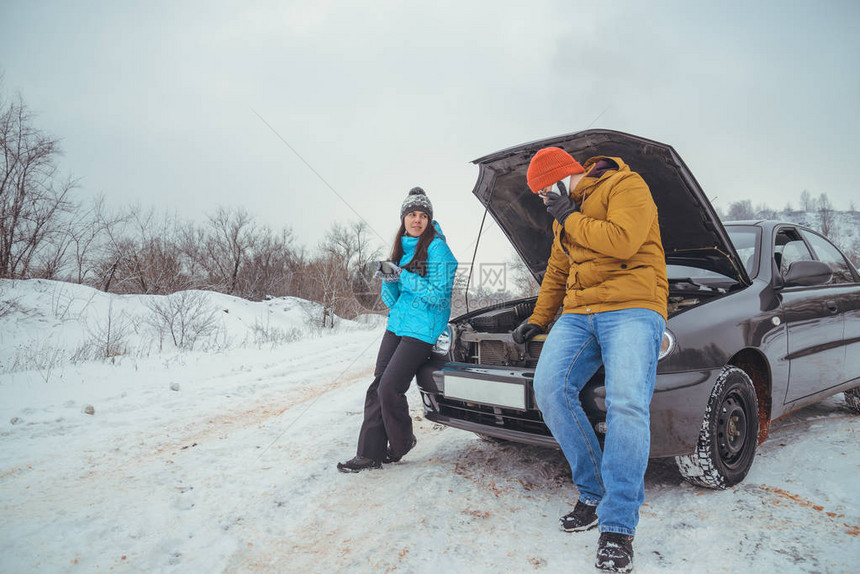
left=2, top=0, right=858, bottom=267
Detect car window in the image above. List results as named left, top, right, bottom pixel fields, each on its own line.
left=800, top=229, right=857, bottom=284
left=726, top=227, right=758, bottom=276
left=774, top=226, right=814, bottom=277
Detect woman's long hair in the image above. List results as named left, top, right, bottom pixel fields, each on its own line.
left=390, top=220, right=436, bottom=276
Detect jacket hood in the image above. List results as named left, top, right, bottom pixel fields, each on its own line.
left=431, top=220, right=446, bottom=241
left=470, top=129, right=749, bottom=285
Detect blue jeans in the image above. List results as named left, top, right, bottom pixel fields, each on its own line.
left=533, top=309, right=665, bottom=536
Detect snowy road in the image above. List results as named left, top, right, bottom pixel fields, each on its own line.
left=2, top=323, right=859, bottom=573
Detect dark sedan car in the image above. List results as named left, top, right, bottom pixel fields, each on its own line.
left=416, top=130, right=860, bottom=489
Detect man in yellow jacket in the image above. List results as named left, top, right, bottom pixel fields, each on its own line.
left=512, top=146, right=668, bottom=573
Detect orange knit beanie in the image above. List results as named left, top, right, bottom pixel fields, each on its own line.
left=526, top=147, right=585, bottom=193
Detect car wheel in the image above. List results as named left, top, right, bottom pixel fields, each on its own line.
left=674, top=366, right=759, bottom=489
left=845, top=388, right=860, bottom=414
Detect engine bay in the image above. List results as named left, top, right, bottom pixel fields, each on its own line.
left=450, top=283, right=726, bottom=368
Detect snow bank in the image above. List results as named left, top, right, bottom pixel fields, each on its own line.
left=0, top=279, right=380, bottom=376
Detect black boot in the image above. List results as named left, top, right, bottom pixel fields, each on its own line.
left=595, top=532, right=634, bottom=573
left=559, top=500, right=598, bottom=532
left=337, top=456, right=382, bottom=473
left=383, top=435, right=417, bottom=463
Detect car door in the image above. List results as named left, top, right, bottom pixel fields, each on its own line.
left=799, top=228, right=860, bottom=387
left=778, top=227, right=846, bottom=404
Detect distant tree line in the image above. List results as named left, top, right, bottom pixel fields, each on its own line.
left=3, top=86, right=858, bottom=324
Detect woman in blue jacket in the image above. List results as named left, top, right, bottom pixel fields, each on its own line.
left=338, top=187, right=457, bottom=473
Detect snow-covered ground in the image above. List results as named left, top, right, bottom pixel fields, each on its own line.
left=1, top=279, right=858, bottom=573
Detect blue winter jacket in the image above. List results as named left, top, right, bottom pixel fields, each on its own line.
left=381, top=221, right=458, bottom=344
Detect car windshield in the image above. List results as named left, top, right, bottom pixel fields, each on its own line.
left=667, top=225, right=757, bottom=287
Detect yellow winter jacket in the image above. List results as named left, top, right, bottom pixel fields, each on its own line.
left=528, top=156, right=668, bottom=328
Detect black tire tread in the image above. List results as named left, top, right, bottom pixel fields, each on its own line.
left=845, top=388, right=860, bottom=413
left=674, top=365, right=759, bottom=490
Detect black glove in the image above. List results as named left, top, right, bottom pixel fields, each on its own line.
left=544, top=180, right=579, bottom=225
left=512, top=321, right=543, bottom=344
left=374, top=269, right=401, bottom=283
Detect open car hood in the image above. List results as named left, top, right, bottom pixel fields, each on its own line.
left=471, top=129, right=750, bottom=285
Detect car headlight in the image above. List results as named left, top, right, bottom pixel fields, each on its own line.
left=658, top=329, right=675, bottom=360
left=432, top=325, right=453, bottom=355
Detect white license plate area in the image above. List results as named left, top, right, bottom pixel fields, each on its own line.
left=443, top=375, right=526, bottom=410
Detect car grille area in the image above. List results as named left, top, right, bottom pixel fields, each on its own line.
left=432, top=396, right=554, bottom=438
left=469, top=338, right=543, bottom=367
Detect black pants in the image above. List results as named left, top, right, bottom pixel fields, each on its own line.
left=357, top=330, right=432, bottom=461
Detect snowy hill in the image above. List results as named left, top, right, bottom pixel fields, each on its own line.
left=0, top=279, right=858, bottom=573
left=0, top=278, right=381, bottom=377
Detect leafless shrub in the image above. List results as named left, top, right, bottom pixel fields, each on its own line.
left=76, top=301, right=131, bottom=361
left=145, top=290, right=218, bottom=350
left=48, top=281, right=95, bottom=321
left=7, top=340, right=66, bottom=382
left=250, top=315, right=303, bottom=348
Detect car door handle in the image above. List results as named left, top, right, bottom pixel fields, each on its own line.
left=826, top=300, right=838, bottom=314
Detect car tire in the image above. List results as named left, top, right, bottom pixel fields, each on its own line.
left=674, top=366, right=759, bottom=489
left=845, top=388, right=860, bottom=413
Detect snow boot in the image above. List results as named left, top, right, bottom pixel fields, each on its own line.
left=595, top=532, right=634, bottom=573
left=337, top=456, right=382, bottom=473
left=559, top=500, right=598, bottom=532
left=383, top=435, right=417, bottom=463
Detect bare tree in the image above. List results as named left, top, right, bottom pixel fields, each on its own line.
left=727, top=200, right=755, bottom=221
left=320, top=221, right=380, bottom=275
left=176, top=220, right=207, bottom=289
left=816, top=193, right=837, bottom=238
left=0, top=89, right=77, bottom=278
left=93, top=205, right=187, bottom=294
left=237, top=225, right=296, bottom=300
left=799, top=189, right=814, bottom=211
left=302, top=221, right=384, bottom=325
left=306, top=255, right=347, bottom=327
left=59, top=195, right=119, bottom=285
left=203, top=206, right=256, bottom=295
left=755, top=203, right=776, bottom=220
left=315, top=220, right=382, bottom=319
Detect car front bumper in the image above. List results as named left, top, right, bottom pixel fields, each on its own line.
left=417, top=358, right=722, bottom=458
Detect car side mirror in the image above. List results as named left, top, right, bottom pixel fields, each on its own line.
left=781, top=260, right=832, bottom=287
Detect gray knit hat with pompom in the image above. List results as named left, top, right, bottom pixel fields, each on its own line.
left=400, top=187, right=433, bottom=220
